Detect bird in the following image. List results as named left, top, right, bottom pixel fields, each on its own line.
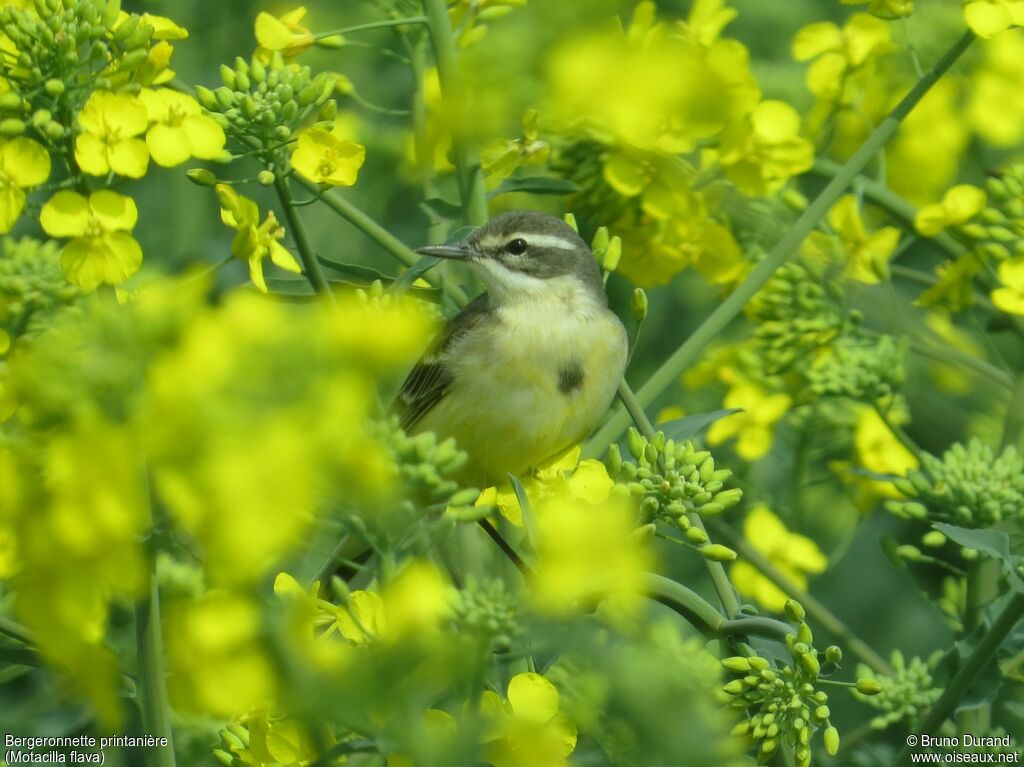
left=395, top=210, right=628, bottom=487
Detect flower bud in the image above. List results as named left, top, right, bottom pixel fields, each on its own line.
left=701, top=544, right=737, bottom=562
left=0, top=92, right=21, bottom=112
left=604, top=443, right=622, bottom=476
left=895, top=544, right=922, bottom=561
left=186, top=168, right=217, bottom=186
left=685, top=526, right=708, bottom=545
left=603, top=235, right=622, bottom=272
left=563, top=212, right=578, bottom=232
left=799, top=652, right=820, bottom=677
left=855, top=678, right=882, bottom=695
left=721, top=656, right=751, bottom=673
left=591, top=225, right=609, bottom=253
left=316, top=34, right=346, bottom=49
left=784, top=599, right=805, bottom=623
left=0, top=118, right=24, bottom=136
left=823, top=725, right=839, bottom=756
left=195, top=86, right=218, bottom=110
left=631, top=287, right=648, bottom=323
left=44, top=78, right=64, bottom=97
left=824, top=645, right=842, bottom=664
left=921, top=530, right=946, bottom=547
left=219, top=63, right=236, bottom=89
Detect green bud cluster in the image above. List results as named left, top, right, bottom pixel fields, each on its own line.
left=0, top=0, right=158, bottom=143
left=375, top=416, right=479, bottom=514
left=886, top=438, right=1024, bottom=527
left=197, top=51, right=335, bottom=147
left=722, top=621, right=840, bottom=767
left=0, top=237, right=80, bottom=339
left=806, top=333, right=907, bottom=402
left=606, top=427, right=743, bottom=527
left=958, top=165, right=1024, bottom=262
left=746, top=258, right=850, bottom=374
left=853, top=651, right=941, bottom=730
left=450, top=578, right=521, bottom=653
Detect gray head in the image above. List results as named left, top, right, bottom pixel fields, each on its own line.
left=417, top=211, right=606, bottom=304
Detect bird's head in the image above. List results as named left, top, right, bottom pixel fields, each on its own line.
left=416, top=211, right=606, bottom=305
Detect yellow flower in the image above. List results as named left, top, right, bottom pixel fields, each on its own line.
left=255, top=7, right=315, bottom=61
left=547, top=3, right=758, bottom=152
left=968, top=31, right=1024, bottom=147
left=963, top=0, right=1024, bottom=37
left=992, top=257, right=1024, bottom=314
left=707, top=379, right=791, bottom=461
left=805, top=195, right=900, bottom=283
left=40, top=190, right=142, bottom=290
left=481, top=109, right=549, bottom=181
left=139, top=13, right=189, bottom=40
left=238, top=711, right=318, bottom=767
left=530, top=489, right=653, bottom=619
left=675, top=0, right=738, bottom=47
left=840, top=0, right=913, bottom=19
left=291, top=123, right=366, bottom=187
left=75, top=90, right=149, bottom=178
left=0, top=136, right=49, bottom=233
left=854, top=405, right=918, bottom=477
left=139, top=88, right=225, bottom=167
left=165, top=591, right=278, bottom=717
left=718, top=100, right=814, bottom=195
left=792, top=13, right=894, bottom=103
left=215, top=184, right=301, bottom=292
left=914, top=184, right=986, bottom=236
left=473, top=446, right=614, bottom=526
left=730, top=505, right=827, bottom=612
left=480, top=672, right=577, bottom=767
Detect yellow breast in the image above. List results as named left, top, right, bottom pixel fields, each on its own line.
left=417, top=288, right=628, bottom=486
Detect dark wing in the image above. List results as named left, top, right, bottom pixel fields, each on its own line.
left=393, top=294, right=491, bottom=432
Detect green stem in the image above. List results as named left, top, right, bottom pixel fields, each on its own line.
left=895, top=593, right=1024, bottom=765
left=644, top=573, right=726, bottom=637
left=719, top=617, right=795, bottom=643
left=1000, top=373, right=1024, bottom=451
left=583, top=30, right=975, bottom=458
left=422, top=0, right=488, bottom=226
left=297, top=178, right=469, bottom=307
left=274, top=176, right=334, bottom=300
left=710, top=520, right=895, bottom=676
left=314, top=16, right=428, bottom=39
left=905, top=335, right=1014, bottom=390
left=136, top=572, right=176, bottom=767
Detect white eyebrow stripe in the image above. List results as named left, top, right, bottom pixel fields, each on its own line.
left=516, top=233, right=578, bottom=250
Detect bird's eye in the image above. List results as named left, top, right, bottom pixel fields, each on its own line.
left=505, top=238, right=528, bottom=255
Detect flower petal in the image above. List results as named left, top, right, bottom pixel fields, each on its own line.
left=147, top=123, right=191, bottom=167
left=0, top=185, right=25, bottom=233
left=2, top=137, right=50, bottom=187
left=60, top=232, right=141, bottom=290
left=89, top=190, right=138, bottom=232
left=40, top=191, right=90, bottom=238
left=507, top=672, right=560, bottom=724
left=181, top=114, right=226, bottom=159
left=108, top=137, right=150, bottom=178
left=75, top=134, right=111, bottom=176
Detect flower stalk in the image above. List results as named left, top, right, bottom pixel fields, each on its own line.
left=273, top=176, right=334, bottom=300
left=136, top=572, right=176, bottom=767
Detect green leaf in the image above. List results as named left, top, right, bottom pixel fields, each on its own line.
left=507, top=472, right=538, bottom=551
left=315, top=255, right=397, bottom=284
left=658, top=409, right=743, bottom=443
left=933, top=523, right=1024, bottom=593
left=488, top=176, right=578, bottom=199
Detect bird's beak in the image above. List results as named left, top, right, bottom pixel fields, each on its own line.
left=416, top=242, right=476, bottom=260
